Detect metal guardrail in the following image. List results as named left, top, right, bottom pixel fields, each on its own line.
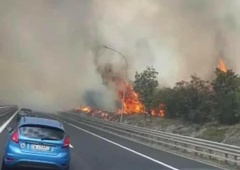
left=60, top=112, right=240, bottom=168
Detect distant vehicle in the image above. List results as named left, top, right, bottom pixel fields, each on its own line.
left=2, top=117, right=71, bottom=170
left=20, top=108, right=32, bottom=114
left=17, top=108, right=34, bottom=121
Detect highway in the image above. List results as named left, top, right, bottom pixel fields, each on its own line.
left=0, top=108, right=224, bottom=170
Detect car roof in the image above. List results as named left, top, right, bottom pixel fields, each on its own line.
left=21, top=108, right=32, bottom=111
left=18, top=117, right=64, bottom=131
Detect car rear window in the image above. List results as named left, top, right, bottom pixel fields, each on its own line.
left=21, top=109, right=31, bottom=112
left=19, top=125, right=64, bottom=140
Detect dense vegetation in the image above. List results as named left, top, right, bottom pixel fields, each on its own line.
left=133, top=67, right=240, bottom=125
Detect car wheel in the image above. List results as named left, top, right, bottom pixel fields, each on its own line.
left=64, top=164, right=70, bottom=170
left=1, top=159, right=7, bottom=170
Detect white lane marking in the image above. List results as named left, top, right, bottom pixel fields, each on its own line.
left=0, top=109, right=20, bottom=133
left=67, top=122, right=179, bottom=170
left=69, top=144, right=74, bottom=148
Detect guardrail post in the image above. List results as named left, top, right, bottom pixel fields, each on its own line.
left=234, top=155, right=237, bottom=166
left=209, top=149, right=212, bottom=159
left=225, top=153, right=228, bottom=164
left=234, top=155, right=239, bottom=166
left=173, top=141, right=177, bottom=149
left=194, top=147, right=199, bottom=156
left=183, top=144, right=187, bottom=152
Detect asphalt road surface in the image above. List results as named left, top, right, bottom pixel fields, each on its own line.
left=0, top=109, right=224, bottom=170
left=0, top=106, right=18, bottom=127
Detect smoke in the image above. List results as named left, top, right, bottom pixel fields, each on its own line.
left=0, top=0, right=101, bottom=111
left=0, top=0, right=240, bottom=111
left=94, top=0, right=240, bottom=84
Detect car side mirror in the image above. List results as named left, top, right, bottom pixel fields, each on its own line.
left=6, top=127, right=13, bottom=133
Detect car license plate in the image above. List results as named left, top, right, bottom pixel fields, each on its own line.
left=30, top=144, right=50, bottom=151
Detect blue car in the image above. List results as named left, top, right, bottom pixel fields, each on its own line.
left=2, top=117, right=71, bottom=170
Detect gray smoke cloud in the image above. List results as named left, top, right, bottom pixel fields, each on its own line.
left=0, top=0, right=240, bottom=111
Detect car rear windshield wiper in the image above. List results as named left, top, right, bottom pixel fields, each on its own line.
left=41, top=137, right=59, bottom=141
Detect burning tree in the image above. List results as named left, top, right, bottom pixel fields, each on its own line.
left=212, top=67, right=240, bottom=125
left=134, top=66, right=159, bottom=115
left=117, top=80, right=144, bottom=114
left=94, top=57, right=163, bottom=115
left=218, top=58, right=227, bottom=73
left=75, top=64, right=164, bottom=116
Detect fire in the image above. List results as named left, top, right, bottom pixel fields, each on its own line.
left=100, top=113, right=109, bottom=119
left=151, top=104, right=165, bottom=117
left=75, top=106, right=92, bottom=113
left=218, top=58, right=227, bottom=73
left=117, top=81, right=144, bottom=114
left=117, top=80, right=165, bottom=117
left=75, top=80, right=165, bottom=117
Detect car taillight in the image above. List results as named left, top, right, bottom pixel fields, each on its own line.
left=11, top=130, right=19, bottom=143
left=62, top=136, right=70, bottom=148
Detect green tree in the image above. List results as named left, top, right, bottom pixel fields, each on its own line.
left=184, top=75, right=214, bottom=123
left=134, top=66, right=159, bottom=114
left=155, top=87, right=179, bottom=118
left=156, top=75, right=214, bottom=123
left=212, top=69, right=240, bottom=125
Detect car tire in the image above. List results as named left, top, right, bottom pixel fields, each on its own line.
left=64, top=164, right=70, bottom=170
left=1, top=159, right=7, bottom=170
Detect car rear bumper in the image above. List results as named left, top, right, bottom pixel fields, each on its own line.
left=4, top=142, right=70, bottom=169
left=9, top=161, right=67, bottom=170
left=4, top=159, right=69, bottom=170
left=4, top=151, right=70, bottom=170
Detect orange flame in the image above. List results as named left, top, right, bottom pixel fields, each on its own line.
left=117, top=80, right=164, bottom=117
left=75, top=106, right=91, bottom=113
left=117, top=81, right=145, bottom=114
left=218, top=58, right=227, bottom=73
left=75, top=80, right=165, bottom=117
left=151, top=104, right=165, bottom=117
